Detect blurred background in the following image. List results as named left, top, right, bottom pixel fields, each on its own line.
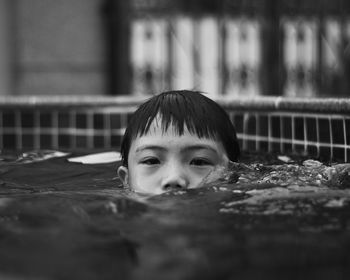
left=0, top=0, right=350, bottom=98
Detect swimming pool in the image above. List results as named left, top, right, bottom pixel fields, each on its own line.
left=1, top=96, right=350, bottom=279
left=1, top=150, right=350, bottom=279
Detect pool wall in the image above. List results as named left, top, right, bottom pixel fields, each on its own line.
left=1, top=96, right=349, bottom=163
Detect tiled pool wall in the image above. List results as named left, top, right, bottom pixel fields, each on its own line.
left=1, top=96, right=350, bottom=163
left=223, top=97, right=350, bottom=163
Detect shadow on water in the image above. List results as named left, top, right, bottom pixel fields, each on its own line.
left=1, top=151, right=350, bottom=279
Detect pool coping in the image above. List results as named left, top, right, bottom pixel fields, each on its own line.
left=0, top=95, right=350, bottom=114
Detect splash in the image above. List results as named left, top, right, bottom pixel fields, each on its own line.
left=197, top=158, right=350, bottom=215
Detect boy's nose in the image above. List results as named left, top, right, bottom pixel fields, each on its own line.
left=161, top=164, right=188, bottom=191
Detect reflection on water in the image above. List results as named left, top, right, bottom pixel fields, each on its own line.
left=1, top=151, right=350, bottom=279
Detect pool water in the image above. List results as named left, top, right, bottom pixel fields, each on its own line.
left=1, top=150, right=350, bottom=280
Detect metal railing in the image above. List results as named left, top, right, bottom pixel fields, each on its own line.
left=106, top=0, right=350, bottom=97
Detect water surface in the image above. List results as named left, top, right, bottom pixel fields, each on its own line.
left=0, top=151, right=350, bottom=280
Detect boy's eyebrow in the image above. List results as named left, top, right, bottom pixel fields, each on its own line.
left=135, top=144, right=219, bottom=154
left=135, top=145, right=167, bottom=153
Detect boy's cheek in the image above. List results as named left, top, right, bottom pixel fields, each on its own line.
left=128, top=168, right=163, bottom=194
left=130, top=179, right=164, bottom=195
left=131, top=166, right=157, bottom=179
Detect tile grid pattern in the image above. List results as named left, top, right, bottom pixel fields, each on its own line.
left=1, top=99, right=350, bottom=163
left=230, top=111, right=350, bottom=163
left=0, top=107, right=133, bottom=152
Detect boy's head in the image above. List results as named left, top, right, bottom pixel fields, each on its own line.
left=117, top=90, right=240, bottom=194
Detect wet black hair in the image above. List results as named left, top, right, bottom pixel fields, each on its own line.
left=120, top=90, right=240, bottom=166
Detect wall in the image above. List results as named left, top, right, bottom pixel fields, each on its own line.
left=0, top=0, right=13, bottom=95
left=7, top=0, right=106, bottom=96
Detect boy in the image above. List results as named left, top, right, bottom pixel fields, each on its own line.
left=117, top=90, right=240, bottom=195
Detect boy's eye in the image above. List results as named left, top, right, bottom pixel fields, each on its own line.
left=140, top=157, right=160, bottom=165
left=190, top=158, right=212, bottom=166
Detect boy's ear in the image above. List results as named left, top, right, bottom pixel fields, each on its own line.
left=117, top=166, right=129, bottom=187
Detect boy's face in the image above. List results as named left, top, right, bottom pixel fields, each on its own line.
left=117, top=122, right=229, bottom=195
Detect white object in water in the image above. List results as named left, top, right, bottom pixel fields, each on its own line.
left=16, top=150, right=71, bottom=164
left=277, top=155, right=293, bottom=163
left=67, top=151, right=122, bottom=164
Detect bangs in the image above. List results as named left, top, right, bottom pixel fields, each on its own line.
left=132, top=93, right=219, bottom=139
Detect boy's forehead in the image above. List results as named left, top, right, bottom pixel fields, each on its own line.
left=131, top=130, right=225, bottom=152
left=128, top=126, right=229, bottom=164
left=128, top=116, right=229, bottom=161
